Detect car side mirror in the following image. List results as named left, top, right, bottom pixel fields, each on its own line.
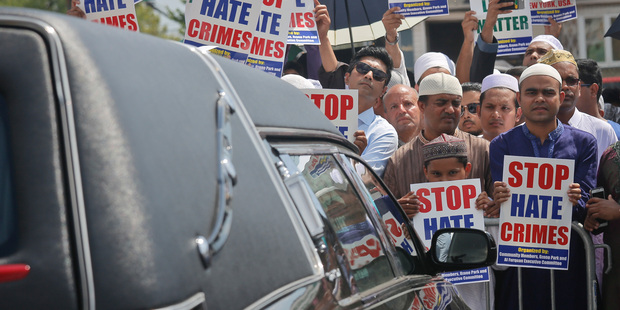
left=429, top=228, right=496, bottom=272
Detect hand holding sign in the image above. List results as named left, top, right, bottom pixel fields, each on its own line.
left=585, top=195, right=620, bottom=231
left=398, top=191, right=421, bottom=219
left=353, top=131, right=367, bottom=155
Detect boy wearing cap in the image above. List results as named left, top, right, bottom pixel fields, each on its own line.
left=491, top=64, right=597, bottom=310
left=411, top=134, right=496, bottom=310
left=478, top=74, right=522, bottom=142
left=384, top=73, right=494, bottom=219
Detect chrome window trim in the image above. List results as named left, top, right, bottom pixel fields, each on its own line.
left=153, top=292, right=206, bottom=310
left=183, top=45, right=321, bottom=275
left=0, top=16, right=96, bottom=309
left=258, top=126, right=355, bottom=148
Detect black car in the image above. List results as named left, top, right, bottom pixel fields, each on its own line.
left=0, top=7, right=495, bottom=309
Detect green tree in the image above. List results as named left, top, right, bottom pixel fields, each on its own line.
left=0, top=0, right=68, bottom=12
left=136, top=1, right=179, bottom=40
left=165, top=0, right=185, bottom=37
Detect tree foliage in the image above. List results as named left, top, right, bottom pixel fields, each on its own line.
left=165, top=0, right=185, bottom=37
left=0, top=0, right=69, bottom=12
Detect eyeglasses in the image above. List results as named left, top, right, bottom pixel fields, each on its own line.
left=354, top=62, right=387, bottom=82
left=461, top=103, right=479, bottom=115
left=563, top=77, right=580, bottom=87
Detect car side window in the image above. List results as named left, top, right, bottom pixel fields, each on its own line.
left=0, top=95, right=14, bottom=255
left=346, top=157, right=421, bottom=271
left=290, top=154, right=395, bottom=293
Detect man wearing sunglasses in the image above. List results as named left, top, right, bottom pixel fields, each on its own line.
left=539, top=50, right=617, bottom=168
left=314, top=2, right=399, bottom=177
left=459, top=82, right=483, bottom=136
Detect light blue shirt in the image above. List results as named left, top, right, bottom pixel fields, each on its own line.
left=358, top=108, right=398, bottom=177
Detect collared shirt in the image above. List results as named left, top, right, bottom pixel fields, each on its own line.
left=358, top=108, right=398, bottom=177
left=383, top=129, right=493, bottom=199
left=567, top=108, right=618, bottom=168
left=489, top=121, right=598, bottom=310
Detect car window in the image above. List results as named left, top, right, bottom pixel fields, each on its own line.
left=0, top=95, right=14, bottom=255
left=347, top=157, right=419, bottom=257
left=287, top=154, right=395, bottom=293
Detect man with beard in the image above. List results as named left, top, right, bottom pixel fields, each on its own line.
left=380, top=84, right=422, bottom=147
left=383, top=73, right=494, bottom=218
left=538, top=50, right=617, bottom=167
left=491, top=63, right=597, bottom=310
left=459, top=82, right=483, bottom=136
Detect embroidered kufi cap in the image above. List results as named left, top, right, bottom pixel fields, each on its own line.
left=531, top=35, right=563, bottom=51
left=414, top=52, right=456, bottom=84
left=538, top=49, right=577, bottom=68
left=519, top=63, right=562, bottom=86
left=481, top=73, right=519, bottom=93
left=418, top=73, right=462, bottom=97
left=423, top=134, right=468, bottom=163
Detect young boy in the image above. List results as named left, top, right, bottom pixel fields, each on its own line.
left=416, top=133, right=495, bottom=310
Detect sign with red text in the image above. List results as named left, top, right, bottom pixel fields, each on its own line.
left=410, top=179, right=488, bottom=285
left=79, top=0, right=139, bottom=31
left=247, top=0, right=293, bottom=77
left=302, top=89, right=358, bottom=143
left=184, top=0, right=261, bottom=63
left=388, top=0, right=450, bottom=18
left=288, top=0, right=319, bottom=44
left=529, top=0, right=577, bottom=25
left=471, top=0, right=533, bottom=56
left=498, top=155, right=574, bottom=270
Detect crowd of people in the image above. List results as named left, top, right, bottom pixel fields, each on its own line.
left=280, top=1, right=620, bottom=309
left=66, top=0, right=620, bottom=308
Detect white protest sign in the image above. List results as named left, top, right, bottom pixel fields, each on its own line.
left=302, top=89, right=358, bottom=143
left=79, top=0, right=139, bottom=31
left=529, top=0, right=577, bottom=25
left=410, top=179, right=488, bottom=285
left=471, top=0, right=533, bottom=56
left=288, top=0, right=319, bottom=45
left=498, top=155, right=574, bottom=270
left=246, top=0, right=293, bottom=77
left=184, top=0, right=261, bottom=64
left=388, top=0, right=450, bottom=18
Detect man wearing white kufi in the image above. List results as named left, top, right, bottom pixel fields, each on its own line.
left=491, top=63, right=597, bottom=310
left=384, top=72, right=493, bottom=213
left=478, top=73, right=522, bottom=142
left=413, top=52, right=456, bottom=87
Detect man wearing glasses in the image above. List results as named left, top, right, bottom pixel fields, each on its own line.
left=538, top=50, right=617, bottom=168
left=459, top=82, right=483, bottom=136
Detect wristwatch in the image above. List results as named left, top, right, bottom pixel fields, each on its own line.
left=386, top=32, right=400, bottom=45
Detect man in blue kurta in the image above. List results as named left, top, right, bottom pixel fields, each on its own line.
left=490, top=64, right=598, bottom=310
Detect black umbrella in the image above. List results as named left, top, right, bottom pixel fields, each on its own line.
left=605, top=13, right=620, bottom=40
left=322, top=0, right=425, bottom=54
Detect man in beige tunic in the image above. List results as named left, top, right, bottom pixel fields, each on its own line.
left=383, top=73, right=494, bottom=218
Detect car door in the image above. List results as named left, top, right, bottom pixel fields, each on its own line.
left=267, top=141, right=469, bottom=310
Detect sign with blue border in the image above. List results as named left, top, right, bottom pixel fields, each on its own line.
left=388, top=0, right=449, bottom=18
left=529, top=0, right=577, bottom=25
left=497, top=155, right=574, bottom=270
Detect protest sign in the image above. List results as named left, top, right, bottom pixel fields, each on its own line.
left=288, top=0, right=319, bottom=45
left=388, top=0, right=450, bottom=18
left=529, top=0, right=577, bottom=25
left=302, top=89, right=358, bottom=143
left=79, top=0, right=139, bottom=31
left=375, top=195, right=417, bottom=256
left=410, top=179, right=488, bottom=285
left=246, top=0, right=293, bottom=77
left=184, top=0, right=261, bottom=63
left=471, top=0, right=533, bottom=56
left=497, top=155, right=574, bottom=270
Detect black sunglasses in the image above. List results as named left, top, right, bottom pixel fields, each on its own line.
left=461, top=103, right=479, bottom=115
left=354, top=62, right=387, bottom=82
left=563, top=77, right=580, bottom=87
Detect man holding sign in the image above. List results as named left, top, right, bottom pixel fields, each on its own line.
left=490, top=64, right=597, bottom=310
